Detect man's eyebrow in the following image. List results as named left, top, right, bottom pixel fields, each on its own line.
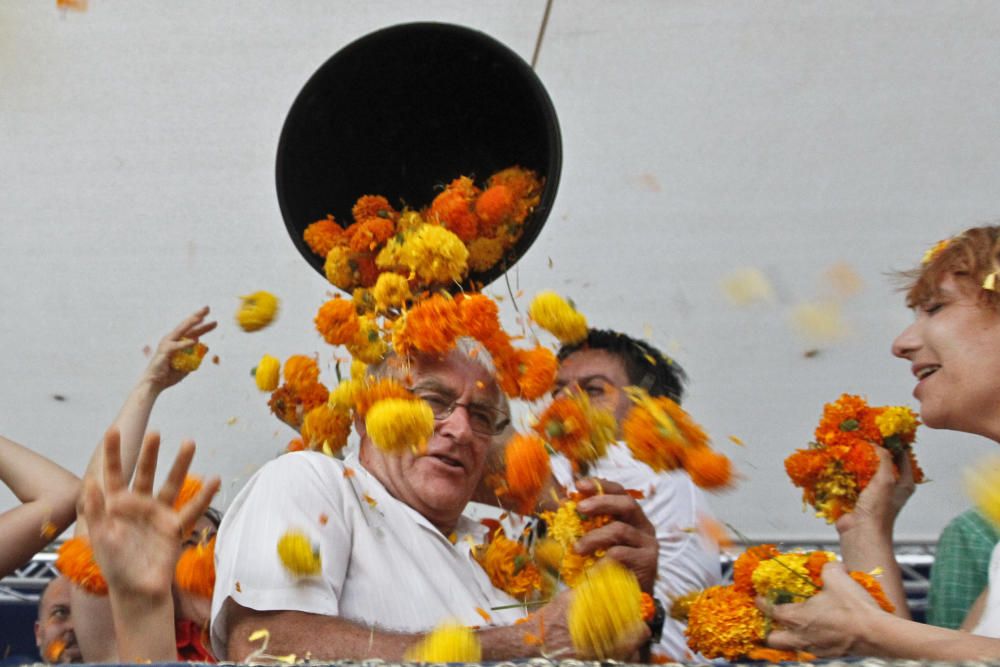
left=410, top=378, right=454, bottom=394
left=575, top=374, right=618, bottom=386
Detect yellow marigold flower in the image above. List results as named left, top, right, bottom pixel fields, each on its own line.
left=315, top=297, right=360, bottom=346
left=528, top=291, right=588, bottom=345
left=875, top=405, right=920, bottom=440
left=372, top=272, right=412, bottom=312
left=544, top=499, right=584, bottom=548
left=467, top=236, right=505, bottom=273
left=170, top=342, right=208, bottom=373
left=750, top=553, right=821, bottom=603
left=560, top=550, right=599, bottom=588
left=532, top=537, right=565, bottom=574
left=324, top=245, right=356, bottom=291
left=301, top=404, right=352, bottom=455
left=397, top=208, right=425, bottom=232
left=394, top=224, right=469, bottom=286
left=568, top=559, right=645, bottom=660
left=328, top=378, right=363, bottom=411
left=236, top=291, right=280, bottom=332
left=347, top=315, right=388, bottom=364
left=404, top=622, right=481, bottom=662
left=254, top=354, right=281, bottom=391
left=967, top=455, right=1000, bottom=528
left=350, top=360, right=367, bottom=380
left=276, top=530, right=321, bottom=576
left=365, top=398, right=434, bottom=454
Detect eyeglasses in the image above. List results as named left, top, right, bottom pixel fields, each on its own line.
left=414, top=390, right=510, bottom=436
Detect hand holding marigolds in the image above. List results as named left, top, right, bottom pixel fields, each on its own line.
left=150, top=306, right=217, bottom=386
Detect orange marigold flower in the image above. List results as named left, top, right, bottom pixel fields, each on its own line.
left=488, top=167, right=542, bottom=223
left=684, top=446, right=733, bottom=489
left=173, top=475, right=203, bottom=512
left=286, top=438, right=306, bottom=453
left=348, top=217, right=396, bottom=254
left=303, top=215, right=344, bottom=257
left=283, top=355, right=320, bottom=390
left=731, top=544, right=780, bottom=595
left=315, top=297, right=360, bottom=346
left=174, top=536, right=216, bottom=599
left=301, top=404, right=353, bottom=454
left=640, top=592, right=655, bottom=623
left=428, top=190, right=478, bottom=242
left=746, top=648, right=811, bottom=663
left=784, top=447, right=831, bottom=489
left=814, top=394, right=882, bottom=447
left=533, top=395, right=590, bottom=464
left=268, top=381, right=329, bottom=429
left=621, top=389, right=708, bottom=474
left=352, top=194, right=397, bottom=223
left=504, top=433, right=551, bottom=514
left=805, top=550, right=832, bottom=586
left=354, top=254, right=380, bottom=288
left=475, top=184, right=516, bottom=236
left=466, top=237, right=506, bottom=273
left=684, top=585, right=767, bottom=661
left=56, top=537, right=107, bottom=595
left=392, top=293, right=466, bottom=356
left=516, top=346, right=558, bottom=401
left=472, top=530, right=543, bottom=602
left=457, top=293, right=502, bottom=342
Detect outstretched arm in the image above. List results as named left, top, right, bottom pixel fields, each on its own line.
left=83, top=427, right=219, bottom=662
left=0, top=436, right=80, bottom=576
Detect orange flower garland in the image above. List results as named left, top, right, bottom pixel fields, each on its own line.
left=174, top=536, right=216, bottom=599
left=472, top=525, right=543, bottom=602
left=786, top=394, right=923, bottom=523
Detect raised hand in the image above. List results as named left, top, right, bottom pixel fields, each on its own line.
left=142, top=306, right=217, bottom=392
left=83, top=427, right=219, bottom=600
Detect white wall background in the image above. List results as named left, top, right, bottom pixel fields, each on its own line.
left=3, top=0, right=1000, bottom=543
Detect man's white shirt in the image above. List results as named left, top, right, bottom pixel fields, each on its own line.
left=210, top=450, right=524, bottom=657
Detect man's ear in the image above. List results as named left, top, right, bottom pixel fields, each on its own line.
left=34, top=620, right=42, bottom=649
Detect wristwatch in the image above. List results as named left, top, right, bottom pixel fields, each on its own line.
left=647, top=597, right=665, bottom=644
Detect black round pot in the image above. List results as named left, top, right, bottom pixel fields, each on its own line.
left=276, top=21, right=562, bottom=291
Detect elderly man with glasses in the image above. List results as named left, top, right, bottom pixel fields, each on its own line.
left=211, top=340, right=657, bottom=661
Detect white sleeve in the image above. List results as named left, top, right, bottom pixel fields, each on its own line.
left=210, top=453, right=352, bottom=655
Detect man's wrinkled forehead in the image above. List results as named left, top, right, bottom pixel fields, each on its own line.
left=408, top=351, right=500, bottom=403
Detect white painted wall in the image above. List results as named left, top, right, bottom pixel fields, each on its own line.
left=3, top=1, right=999, bottom=542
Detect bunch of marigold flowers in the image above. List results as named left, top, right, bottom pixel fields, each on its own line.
left=785, top=394, right=923, bottom=523
left=682, top=544, right=894, bottom=662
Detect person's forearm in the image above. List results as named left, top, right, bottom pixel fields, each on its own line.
left=82, top=380, right=161, bottom=493
left=110, top=592, right=177, bottom=662
left=0, top=436, right=80, bottom=575
left=839, top=524, right=909, bottom=618
left=858, top=612, right=1000, bottom=659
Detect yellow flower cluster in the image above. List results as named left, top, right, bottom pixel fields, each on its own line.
left=967, top=455, right=1000, bottom=528
left=276, top=530, right=321, bottom=577
left=875, top=406, right=920, bottom=440
left=404, top=622, right=481, bottom=662
left=377, top=223, right=469, bottom=286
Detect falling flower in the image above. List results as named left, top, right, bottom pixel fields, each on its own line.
left=719, top=267, right=775, bottom=306
left=315, top=297, right=360, bottom=346
left=528, top=292, right=588, bottom=345
left=254, top=354, right=281, bottom=391
left=276, top=530, right=321, bottom=576
left=236, top=291, right=280, bottom=332
left=404, top=622, right=481, bottom=662
left=300, top=405, right=352, bottom=455
left=371, top=272, right=412, bottom=312
left=533, top=392, right=614, bottom=469
left=503, top=433, right=551, bottom=514
left=472, top=528, right=542, bottom=602
left=173, top=476, right=203, bottom=512
left=365, top=398, right=434, bottom=454
left=967, top=455, right=1000, bottom=528
left=282, top=355, right=320, bottom=390
left=568, top=559, right=645, bottom=659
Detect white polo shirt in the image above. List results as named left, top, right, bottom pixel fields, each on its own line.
left=210, top=451, right=524, bottom=657
left=551, top=443, right=722, bottom=661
